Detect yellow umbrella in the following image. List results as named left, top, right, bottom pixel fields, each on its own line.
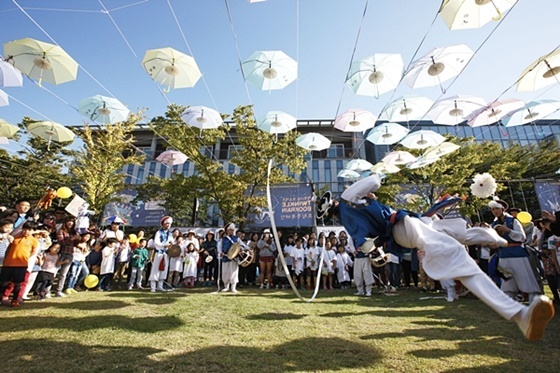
left=4, top=38, right=78, bottom=86
left=439, top=0, right=517, bottom=30
left=141, top=47, right=201, bottom=91
left=0, top=118, right=19, bottom=138
left=27, top=121, right=75, bottom=148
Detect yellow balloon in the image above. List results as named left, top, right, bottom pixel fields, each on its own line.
left=517, top=211, right=532, bottom=225
left=57, top=186, right=73, bottom=199
left=84, top=274, right=99, bottom=289
left=129, top=234, right=138, bottom=243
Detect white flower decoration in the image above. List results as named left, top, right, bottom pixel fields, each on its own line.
left=470, top=173, right=497, bottom=198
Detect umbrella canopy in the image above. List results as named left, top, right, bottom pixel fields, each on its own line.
left=407, top=156, right=441, bottom=170
left=517, top=49, right=560, bottom=92
left=242, top=50, right=297, bottom=91
left=467, top=98, right=525, bottom=127
left=439, top=0, right=518, bottom=31
left=0, top=137, right=8, bottom=145
left=366, top=122, right=410, bottom=145
left=382, top=151, right=417, bottom=166
left=423, top=142, right=461, bottom=159
left=0, top=89, right=8, bottom=107
left=502, top=100, right=560, bottom=127
left=346, top=53, right=403, bottom=97
left=141, top=47, right=202, bottom=90
left=181, top=106, right=223, bottom=130
left=156, top=150, right=188, bottom=166
left=428, top=95, right=487, bottom=125
left=257, top=111, right=297, bottom=134
left=337, top=169, right=361, bottom=180
left=334, top=109, right=377, bottom=132
left=381, top=96, right=434, bottom=122
left=105, top=216, right=127, bottom=225
left=0, top=119, right=19, bottom=138
left=400, top=130, right=446, bottom=150
left=27, top=121, right=75, bottom=147
left=4, top=37, right=78, bottom=86
left=78, top=95, right=131, bottom=124
left=295, top=132, right=331, bottom=151
left=0, top=59, right=23, bottom=87
left=371, top=161, right=400, bottom=174
left=403, top=44, right=473, bottom=89
left=346, top=159, right=374, bottom=172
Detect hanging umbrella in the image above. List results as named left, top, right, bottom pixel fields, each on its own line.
left=346, top=159, right=374, bottom=172
left=0, top=59, right=23, bottom=87
left=439, top=0, right=518, bottom=31
left=517, top=49, right=560, bottom=92
left=337, top=169, right=360, bottom=180
left=142, top=47, right=201, bottom=90
left=366, top=122, right=410, bottom=145
left=257, top=111, right=297, bottom=134
left=334, top=109, right=377, bottom=132
left=0, top=89, right=8, bottom=107
left=78, top=95, right=131, bottom=124
left=346, top=53, right=403, bottom=97
left=467, top=99, right=525, bottom=127
left=0, top=137, right=8, bottom=145
left=381, top=96, right=434, bottom=122
left=407, top=156, right=441, bottom=170
left=382, top=151, right=417, bottom=166
left=156, top=150, right=188, bottom=166
left=105, top=216, right=127, bottom=225
left=423, top=142, right=460, bottom=159
left=400, top=130, right=446, bottom=150
left=242, top=50, right=297, bottom=90
left=3, top=37, right=78, bottom=86
left=502, top=100, right=560, bottom=127
left=295, top=132, right=331, bottom=151
left=428, top=95, right=487, bottom=125
left=27, top=121, right=75, bottom=148
left=403, top=44, right=473, bottom=89
left=181, top=106, right=223, bottom=130
left=0, top=119, right=19, bottom=138
left=371, top=161, right=400, bottom=174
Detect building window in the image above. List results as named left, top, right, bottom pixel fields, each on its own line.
left=228, top=163, right=236, bottom=174
left=149, top=161, right=157, bottom=177
left=228, top=145, right=244, bottom=159
left=312, top=160, right=319, bottom=182
left=325, top=160, right=331, bottom=182
left=159, top=165, right=168, bottom=178
left=327, top=144, right=344, bottom=158
left=200, top=146, right=214, bottom=159
left=137, top=167, right=145, bottom=183
left=137, top=147, right=153, bottom=159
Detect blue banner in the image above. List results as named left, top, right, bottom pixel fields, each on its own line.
left=246, top=183, right=313, bottom=229
left=535, top=181, right=560, bottom=212
left=102, top=189, right=167, bottom=227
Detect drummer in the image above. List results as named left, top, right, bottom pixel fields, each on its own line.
left=220, top=223, right=240, bottom=293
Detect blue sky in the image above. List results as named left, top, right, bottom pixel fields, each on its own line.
left=1, top=0, right=560, bottom=150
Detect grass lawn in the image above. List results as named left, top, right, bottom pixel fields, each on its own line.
left=0, top=286, right=558, bottom=373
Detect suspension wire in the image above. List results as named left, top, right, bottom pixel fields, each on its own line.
left=99, top=0, right=137, bottom=58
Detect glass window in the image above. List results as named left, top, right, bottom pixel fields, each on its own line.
left=159, top=165, right=168, bottom=178
left=312, top=160, right=319, bottom=182
left=325, top=160, right=331, bottom=182
left=200, top=146, right=214, bottom=159
left=228, top=163, right=235, bottom=174
left=137, top=167, right=144, bottom=183
left=228, top=145, right=244, bottom=159
left=183, top=162, right=190, bottom=175
left=137, top=147, right=153, bottom=159
left=327, top=144, right=344, bottom=158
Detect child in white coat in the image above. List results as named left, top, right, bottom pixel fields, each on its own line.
left=336, top=244, right=353, bottom=289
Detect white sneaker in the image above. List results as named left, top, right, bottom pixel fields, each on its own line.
left=266, top=283, right=270, bottom=289
left=231, top=289, right=238, bottom=293
left=151, top=289, right=156, bottom=293
left=518, top=295, right=555, bottom=341
left=365, top=292, right=372, bottom=297
left=55, top=292, right=66, bottom=298
left=259, top=284, right=264, bottom=289
left=446, top=288, right=458, bottom=302
left=221, top=288, right=229, bottom=292
left=354, top=291, right=364, bottom=296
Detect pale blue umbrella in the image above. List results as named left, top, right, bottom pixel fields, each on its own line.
left=346, top=159, right=374, bottom=172
left=381, top=96, right=434, bottom=122
left=242, top=50, right=297, bottom=90
left=400, top=130, right=445, bottom=150
left=295, top=132, right=331, bottom=151
left=257, top=111, right=297, bottom=134
left=502, top=100, right=560, bottom=127
left=346, top=53, right=403, bottom=97
left=0, top=89, right=8, bottom=107
left=337, top=169, right=360, bottom=180
left=428, top=95, right=487, bottom=125
left=78, top=95, right=131, bottom=124
left=181, top=106, right=223, bottom=130
left=366, top=122, right=409, bottom=145
left=334, top=109, right=377, bottom=132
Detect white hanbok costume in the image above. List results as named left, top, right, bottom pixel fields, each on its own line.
left=183, top=250, right=199, bottom=277
left=149, top=218, right=173, bottom=291
left=336, top=251, right=353, bottom=283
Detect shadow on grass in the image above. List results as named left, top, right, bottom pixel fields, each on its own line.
left=0, top=315, right=183, bottom=333
left=246, top=312, right=307, bottom=321
left=55, top=300, right=131, bottom=311
left=1, top=336, right=381, bottom=372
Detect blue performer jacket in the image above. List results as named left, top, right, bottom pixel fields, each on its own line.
left=221, top=235, right=238, bottom=263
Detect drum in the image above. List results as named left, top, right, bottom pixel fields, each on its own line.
left=205, top=255, right=214, bottom=263
left=226, top=242, right=241, bottom=260
left=168, top=244, right=182, bottom=258
left=235, top=249, right=255, bottom=267
left=369, top=247, right=390, bottom=267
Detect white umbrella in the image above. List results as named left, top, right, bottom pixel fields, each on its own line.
left=257, top=111, right=297, bottom=134
left=27, top=121, right=75, bottom=149
left=78, top=95, right=131, bottom=124
left=0, top=119, right=19, bottom=138
left=0, top=89, right=8, bottom=107
left=346, top=159, right=374, bottom=172
left=156, top=150, right=188, bottom=166
left=407, top=156, right=441, bottom=170
left=423, top=142, right=461, bottom=159
left=502, top=100, right=560, bottom=127
left=141, top=47, right=202, bottom=90
left=467, top=99, right=525, bottom=127
left=381, top=96, right=434, bottom=122
left=400, top=130, right=446, bottom=150
left=517, top=49, right=560, bottom=92
left=371, top=161, right=400, bottom=174
left=403, top=44, right=473, bottom=89
left=337, top=169, right=361, bottom=180
left=439, top=0, right=518, bottom=31
left=428, top=95, right=487, bottom=125
left=181, top=106, right=223, bottom=130
left=382, top=151, right=417, bottom=166
left=0, top=59, right=23, bottom=87
left=242, top=50, right=297, bottom=91
left=366, top=122, right=410, bottom=145
left=296, top=132, right=331, bottom=151
left=334, top=109, right=377, bottom=132
left=346, top=53, right=403, bottom=97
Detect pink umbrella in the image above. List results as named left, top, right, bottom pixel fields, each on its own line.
left=156, top=150, right=188, bottom=166
left=382, top=151, right=417, bottom=166
left=467, top=99, right=525, bottom=127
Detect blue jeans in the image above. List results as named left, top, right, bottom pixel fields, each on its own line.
left=66, top=260, right=83, bottom=290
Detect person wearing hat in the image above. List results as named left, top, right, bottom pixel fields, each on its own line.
left=317, top=174, right=554, bottom=341
left=220, top=223, right=239, bottom=293
left=489, top=198, right=543, bottom=302
left=148, top=216, right=173, bottom=292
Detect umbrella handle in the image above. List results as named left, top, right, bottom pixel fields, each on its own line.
left=491, top=3, right=503, bottom=21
